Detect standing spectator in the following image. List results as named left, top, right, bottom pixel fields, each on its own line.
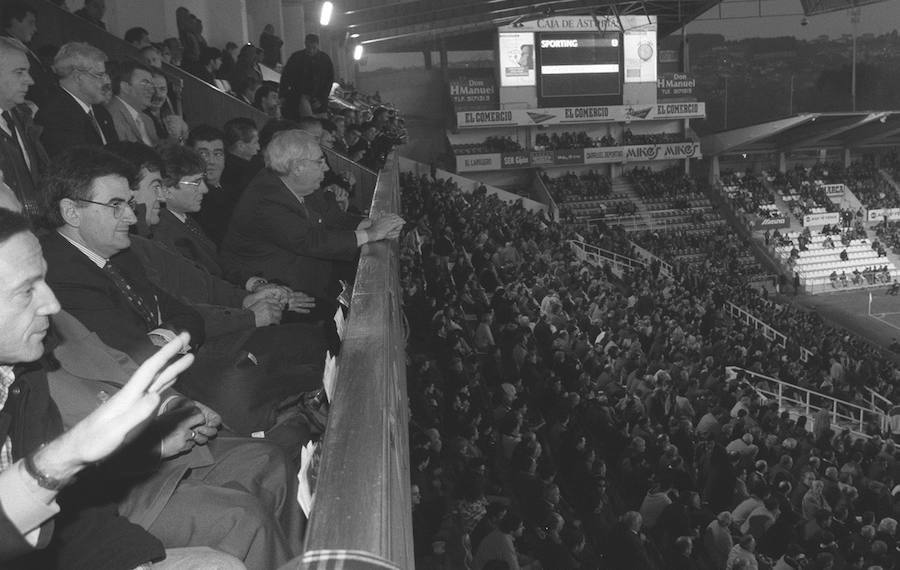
left=280, top=34, right=334, bottom=120
left=219, top=41, right=239, bottom=80
left=230, top=44, right=263, bottom=94
left=259, top=24, right=283, bottom=69
left=74, top=0, right=106, bottom=29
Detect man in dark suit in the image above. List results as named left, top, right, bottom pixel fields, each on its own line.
left=41, top=146, right=321, bottom=442
left=35, top=42, right=119, bottom=157
left=0, top=38, right=49, bottom=219
left=0, top=2, right=57, bottom=109
left=194, top=120, right=258, bottom=246
left=0, top=207, right=248, bottom=569
left=220, top=129, right=403, bottom=318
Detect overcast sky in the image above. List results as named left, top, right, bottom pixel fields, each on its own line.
left=685, top=0, right=899, bottom=39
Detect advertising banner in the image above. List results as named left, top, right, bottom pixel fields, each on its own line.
left=456, top=102, right=706, bottom=128
left=750, top=215, right=789, bottom=230
left=498, top=32, right=536, bottom=87
left=584, top=147, right=624, bottom=164
left=447, top=69, right=498, bottom=112
left=867, top=208, right=900, bottom=222
left=657, top=72, right=696, bottom=99
left=553, top=149, right=584, bottom=164
left=501, top=152, right=531, bottom=169
left=530, top=150, right=556, bottom=166
left=456, top=154, right=502, bottom=172
left=803, top=212, right=841, bottom=227
left=821, top=183, right=846, bottom=198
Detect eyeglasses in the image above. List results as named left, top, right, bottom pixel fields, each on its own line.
left=303, top=157, right=328, bottom=167
left=75, top=197, right=137, bottom=219
left=77, top=68, right=110, bottom=81
left=136, top=79, right=156, bottom=90
left=179, top=178, right=204, bottom=187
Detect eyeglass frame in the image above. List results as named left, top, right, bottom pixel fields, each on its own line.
left=76, top=67, right=110, bottom=81
left=74, top=196, right=137, bottom=219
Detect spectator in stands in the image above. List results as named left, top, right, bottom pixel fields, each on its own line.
left=106, top=61, right=158, bottom=146
left=220, top=130, right=403, bottom=317
left=74, top=0, right=106, bottom=29
left=145, top=70, right=182, bottom=144
left=231, top=44, right=263, bottom=94
left=124, top=26, right=151, bottom=50
left=0, top=2, right=55, bottom=109
left=36, top=42, right=118, bottom=157
left=195, top=46, right=223, bottom=87
left=140, top=44, right=163, bottom=69
left=234, top=76, right=261, bottom=107
left=195, top=118, right=258, bottom=245
left=259, top=23, right=283, bottom=69
left=254, top=80, right=281, bottom=118
left=0, top=209, right=251, bottom=568
left=280, top=34, right=334, bottom=120
left=163, top=37, right=184, bottom=67
left=219, top=41, right=239, bottom=80
left=0, top=38, right=48, bottom=218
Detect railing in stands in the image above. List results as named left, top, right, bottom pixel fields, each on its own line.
left=568, top=240, right=647, bottom=276
left=725, top=301, right=815, bottom=363
left=725, top=366, right=888, bottom=437
left=292, top=151, right=413, bottom=570
left=26, top=0, right=270, bottom=130
left=324, top=147, right=378, bottom=214
left=627, top=240, right=674, bottom=277
left=532, top=174, right=559, bottom=222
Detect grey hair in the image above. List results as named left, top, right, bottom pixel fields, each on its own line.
left=264, top=129, right=319, bottom=176
left=53, top=42, right=108, bottom=78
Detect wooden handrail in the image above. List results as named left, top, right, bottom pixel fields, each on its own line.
left=293, top=151, right=413, bottom=569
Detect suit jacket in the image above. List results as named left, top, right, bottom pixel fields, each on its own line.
left=130, top=234, right=255, bottom=340
left=35, top=87, right=119, bottom=157
left=40, top=231, right=204, bottom=364
left=0, top=361, right=164, bottom=569
left=0, top=105, right=49, bottom=219
left=219, top=168, right=359, bottom=300
left=153, top=208, right=224, bottom=278
left=105, top=96, right=158, bottom=147
left=196, top=154, right=258, bottom=247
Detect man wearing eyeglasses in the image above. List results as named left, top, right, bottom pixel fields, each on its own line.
left=35, top=41, right=119, bottom=158
left=106, top=61, right=158, bottom=147
left=0, top=37, right=48, bottom=219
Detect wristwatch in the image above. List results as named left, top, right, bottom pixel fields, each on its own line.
left=24, top=446, right=73, bottom=491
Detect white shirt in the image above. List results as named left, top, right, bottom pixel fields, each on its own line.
left=0, top=110, right=31, bottom=170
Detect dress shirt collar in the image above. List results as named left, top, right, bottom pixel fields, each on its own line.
left=61, top=87, right=93, bottom=114
left=167, top=209, right=187, bottom=223
left=115, top=96, right=142, bottom=123
left=57, top=230, right=108, bottom=268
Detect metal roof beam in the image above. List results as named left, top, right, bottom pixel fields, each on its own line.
left=777, top=113, right=886, bottom=152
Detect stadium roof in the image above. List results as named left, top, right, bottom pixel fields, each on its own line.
left=338, top=0, right=722, bottom=50
left=701, top=111, right=900, bottom=157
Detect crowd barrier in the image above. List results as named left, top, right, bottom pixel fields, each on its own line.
left=568, top=240, right=647, bottom=276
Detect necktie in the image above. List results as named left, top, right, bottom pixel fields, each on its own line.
left=103, top=261, right=158, bottom=329
left=1, top=110, right=30, bottom=170
left=134, top=113, right=152, bottom=146
left=87, top=108, right=107, bottom=145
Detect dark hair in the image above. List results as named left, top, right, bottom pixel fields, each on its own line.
left=106, top=141, right=163, bottom=176
left=110, top=60, right=155, bottom=95
left=0, top=208, right=32, bottom=246
left=498, top=512, right=522, bottom=533
left=41, top=147, right=136, bottom=229
left=225, top=41, right=238, bottom=51
left=253, top=80, right=279, bottom=109
left=223, top=117, right=257, bottom=149
left=0, top=2, right=34, bottom=30
left=186, top=124, right=225, bottom=147
left=158, top=145, right=205, bottom=186
left=124, top=27, right=149, bottom=45
left=305, top=34, right=319, bottom=44
left=198, top=46, right=222, bottom=67
left=258, top=118, right=299, bottom=150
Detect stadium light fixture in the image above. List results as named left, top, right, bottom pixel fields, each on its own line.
left=353, top=44, right=364, bottom=61
left=320, top=1, right=334, bottom=26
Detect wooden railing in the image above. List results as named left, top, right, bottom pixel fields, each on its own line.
left=24, top=0, right=269, bottom=129
left=289, top=151, right=413, bottom=569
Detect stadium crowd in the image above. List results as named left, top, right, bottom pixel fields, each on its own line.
left=400, top=170, right=900, bottom=570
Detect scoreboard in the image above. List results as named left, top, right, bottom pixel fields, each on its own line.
left=537, top=32, right=622, bottom=100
